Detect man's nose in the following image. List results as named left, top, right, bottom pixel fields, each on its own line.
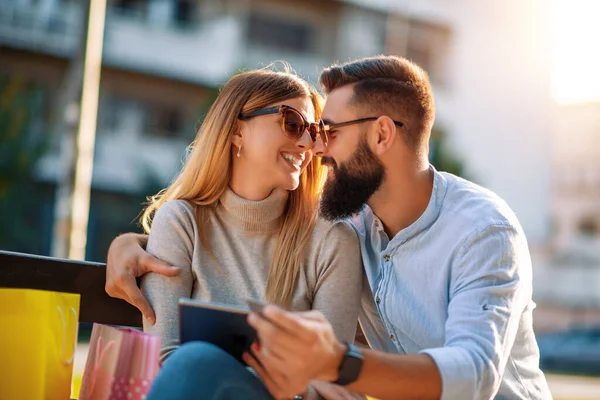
left=311, top=134, right=328, bottom=158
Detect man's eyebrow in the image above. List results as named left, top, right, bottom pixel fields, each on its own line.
left=321, top=118, right=334, bottom=125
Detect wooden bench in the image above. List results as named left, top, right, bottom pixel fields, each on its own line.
left=0, top=248, right=368, bottom=338
left=0, top=249, right=141, bottom=327
left=1, top=250, right=142, bottom=399
left=1, top=249, right=371, bottom=400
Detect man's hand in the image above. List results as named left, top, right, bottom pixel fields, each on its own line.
left=311, top=381, right=367, bottom=400
left=244, top=305, right=346, bottom=398
left=105, top=233, right=180, bottom=324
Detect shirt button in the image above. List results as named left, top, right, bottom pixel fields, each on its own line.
left=390, top=334, right=396, bottom=341
left=383, top=254, right=390, bottom=262
left=376, top=297, right=381, bottom=304
left=374, top=220, right=379, bottom=227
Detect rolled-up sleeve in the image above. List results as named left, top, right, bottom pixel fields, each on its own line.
left=420, top=223, right=532, bottom=400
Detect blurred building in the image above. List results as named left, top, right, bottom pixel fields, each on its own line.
left=0, top=0, right=458, bottom=259
left=0, top=0, right=568, bottom=264
left=552, top=103, right=600, bottom=247
left=531, top=103, right=600, bottom=332
left=2, top=0, right=599, bottom=336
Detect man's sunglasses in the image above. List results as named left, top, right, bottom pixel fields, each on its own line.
left=239, top=105, right=328, bottom=146
left=322, top=117, right=403, bottom=134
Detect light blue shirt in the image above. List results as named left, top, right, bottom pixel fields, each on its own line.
left=348, top=166, right=552, bottom=400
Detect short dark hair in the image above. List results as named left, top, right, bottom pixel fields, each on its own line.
left=319, top=55, right=435, bottom=151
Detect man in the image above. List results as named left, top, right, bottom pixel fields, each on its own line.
left=106, top=55, right=551, bottom=399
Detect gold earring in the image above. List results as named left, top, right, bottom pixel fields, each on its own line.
left=236, top=144, right=241, bottom=158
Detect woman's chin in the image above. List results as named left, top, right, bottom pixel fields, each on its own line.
left=279, top=175, right=300, bottom=192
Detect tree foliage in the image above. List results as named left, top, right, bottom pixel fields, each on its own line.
left=0, top=76, right=51, bottom=252
left=429, top=125, right=465, bottom=177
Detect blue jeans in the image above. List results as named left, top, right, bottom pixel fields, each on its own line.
left=147, top=341, right=273, bottom=400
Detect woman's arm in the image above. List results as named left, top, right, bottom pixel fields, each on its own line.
left=141, top=200, right=196, bottom=363
left=311, top=220, right=363, bottom=344
left=308, top=221, right=364, bottom=399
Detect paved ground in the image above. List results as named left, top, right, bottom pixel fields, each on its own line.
left=71, top=344, right=600, bottom=399
left=546, top=373, right=600, bottom=399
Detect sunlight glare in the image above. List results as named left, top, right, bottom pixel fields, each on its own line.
left=552, top=0, right=600, bottom=104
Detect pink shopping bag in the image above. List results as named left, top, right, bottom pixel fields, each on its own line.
left=79, top=323, right=161, bottom=400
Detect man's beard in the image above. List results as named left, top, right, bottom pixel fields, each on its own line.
left=320, top=136, right=385, bottom=221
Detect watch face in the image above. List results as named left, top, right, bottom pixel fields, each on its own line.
left=337, top=343, right=364, bottom=386
left=345, top=355, right=363, bottom=372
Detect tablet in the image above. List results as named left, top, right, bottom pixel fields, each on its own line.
left=178, top=298, right=257, bottom=363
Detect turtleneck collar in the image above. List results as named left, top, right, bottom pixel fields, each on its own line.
left=218, top=186, right=288, bottom=232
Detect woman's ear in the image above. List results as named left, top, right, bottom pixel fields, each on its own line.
left=231, top=132, right=242, bottom=148
left=231, top=120, right=244, bottom=148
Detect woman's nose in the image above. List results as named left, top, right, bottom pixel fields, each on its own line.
left=295, top=129, right=314, bottom=150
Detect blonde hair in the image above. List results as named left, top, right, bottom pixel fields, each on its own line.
left=141, top=66, right=327, bottom=308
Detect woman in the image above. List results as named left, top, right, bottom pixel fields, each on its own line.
left=139, top=66, right=363, bottom=399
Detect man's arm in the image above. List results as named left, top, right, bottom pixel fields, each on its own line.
left=245, top=307, right=442, bottom=400
left=419, top=223, right=531, bottom=399
left=247, top=224, right=530, bottom=400
left=105, top=232, right=180, bottom=324
left=347, top=350, right=441, bottom=399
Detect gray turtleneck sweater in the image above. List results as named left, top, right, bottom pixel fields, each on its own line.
left=141, top=187, right=363, bottom=363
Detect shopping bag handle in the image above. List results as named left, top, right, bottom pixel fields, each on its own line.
left=57, top=306, right=79, bottom=364
left=85, top=336, right=116, bottom=396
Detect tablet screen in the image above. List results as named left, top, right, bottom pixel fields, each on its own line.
left=178, top=299, right=257, bottom=363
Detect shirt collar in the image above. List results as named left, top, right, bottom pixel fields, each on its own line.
left=372, top=164, right=448, bottom=247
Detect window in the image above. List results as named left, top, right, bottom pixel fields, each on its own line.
left=406, top=20, right=450, bottom=85
left=578, top=217, right=599, bottom=237
left=113, top=0, right=148, bottom=20
left=146, top=106, right=183, bottom=138
left=98, top=96, right=146, bottom=135
left=386, top=16, right=451, bottom=85
left=114, top=0, right=145, bottom=11
left=174, top=0, right=196, bottom=29
left=248, top=13, right=314, bottom=53
left=98, top=95, right=188, bottom=139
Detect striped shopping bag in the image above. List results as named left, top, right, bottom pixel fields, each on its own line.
left=79, top=323, right=160, bottom=400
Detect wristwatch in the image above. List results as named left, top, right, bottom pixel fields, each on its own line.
left=333, top=342, right=364, bottom=386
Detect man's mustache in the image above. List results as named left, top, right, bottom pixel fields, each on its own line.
left=320, top=157, right=337, bottom=169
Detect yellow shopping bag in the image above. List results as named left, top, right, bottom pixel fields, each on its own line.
left=0, top=288, right=80, bottom=400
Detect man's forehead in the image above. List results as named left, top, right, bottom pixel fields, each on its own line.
left=322, top=85, right=355, bottom=121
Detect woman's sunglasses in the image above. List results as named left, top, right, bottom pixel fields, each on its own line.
left=239, top=105, right=328, bottom=146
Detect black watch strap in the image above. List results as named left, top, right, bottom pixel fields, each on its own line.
left=333, top=342, right=364, bottom=386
